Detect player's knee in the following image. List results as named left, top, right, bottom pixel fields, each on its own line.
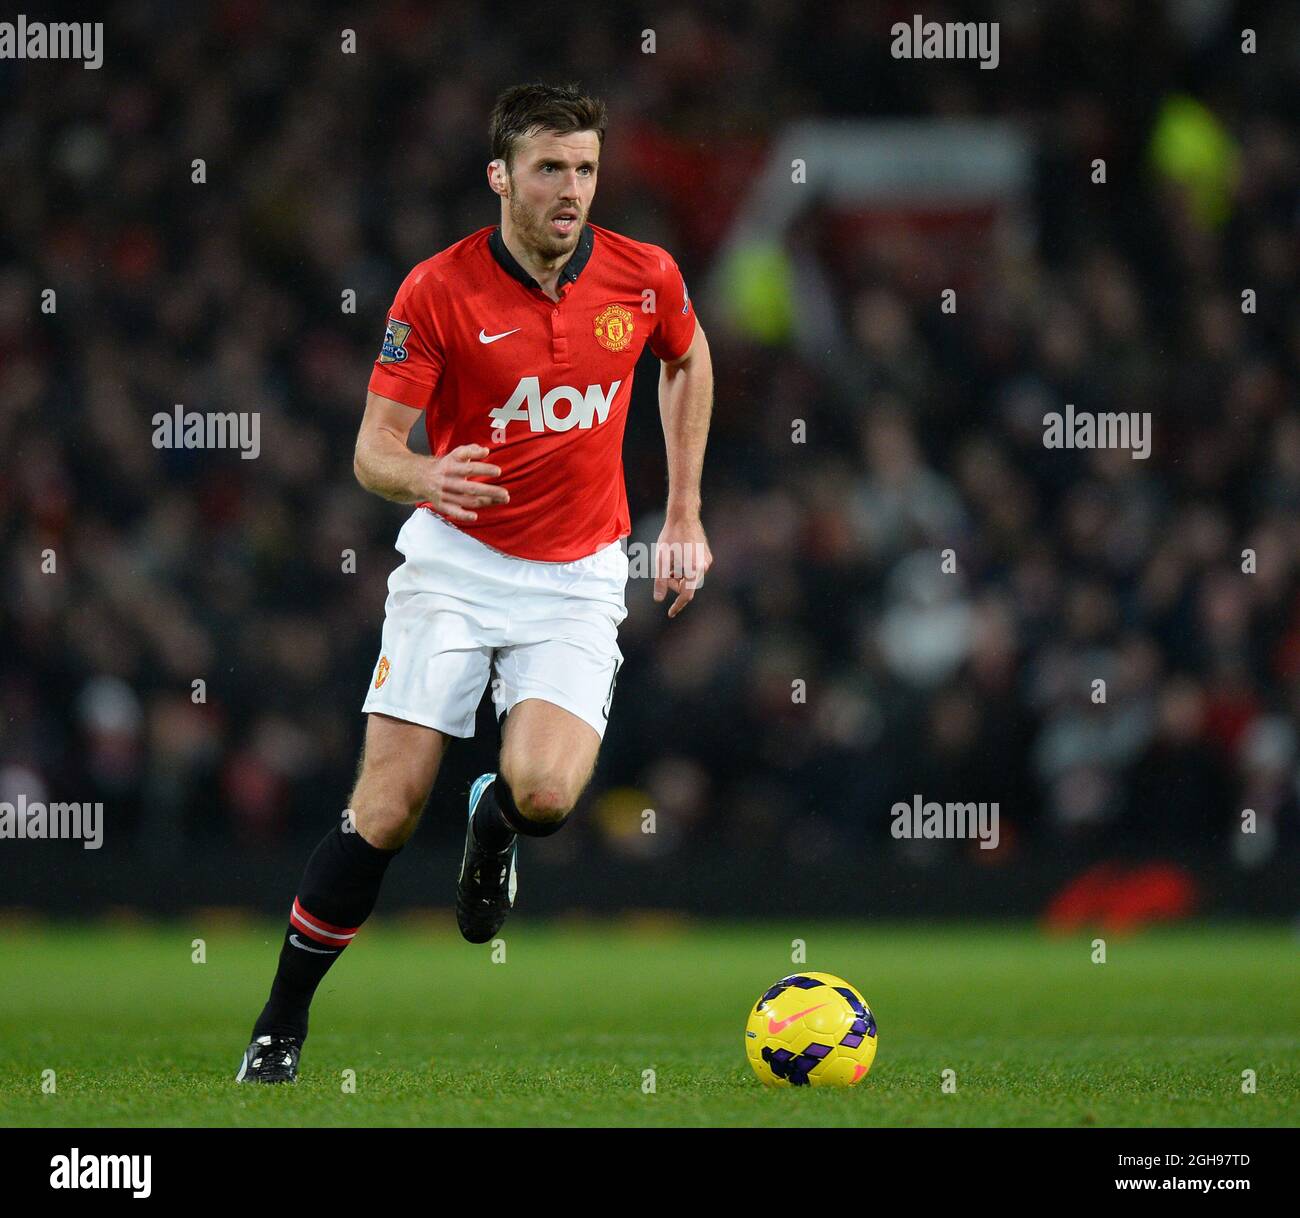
left=512, top=781, right=573, bottom=826
left=351, top=802, right=422, bottom=849
left=348, top=783, right=427, bottom=849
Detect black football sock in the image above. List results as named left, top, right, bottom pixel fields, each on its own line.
left=474, top=773, right=568, bottom=841
left=251, top=821, right=400, bottom=1041
left=471, top=776, right=521, bottom=852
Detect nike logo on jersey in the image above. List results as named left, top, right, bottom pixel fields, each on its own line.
left=489, top=376, right=621, bottom=433
left=289, top=934, right=339, bottom=955
left=479, top=327, right=521, bottom=344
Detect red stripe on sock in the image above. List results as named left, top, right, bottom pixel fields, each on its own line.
left=290, top=898, right=358, bottom=945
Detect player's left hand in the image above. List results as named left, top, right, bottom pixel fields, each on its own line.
left=653, top=516, right=712, bottom=619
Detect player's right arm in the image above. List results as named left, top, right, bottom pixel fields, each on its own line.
left=353, top=391, right=508, bottom=522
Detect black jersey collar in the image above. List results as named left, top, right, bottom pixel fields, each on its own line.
left=489, top=223, right=594, bottom=290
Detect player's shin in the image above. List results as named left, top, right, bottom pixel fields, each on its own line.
left=250, top=820, right=401, bottom=1041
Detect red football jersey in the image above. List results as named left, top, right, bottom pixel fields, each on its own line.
left=368, top=223, right=697, bottom=562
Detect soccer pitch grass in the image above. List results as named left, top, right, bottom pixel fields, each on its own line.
left=0, top=919, right=1296, bottom=1127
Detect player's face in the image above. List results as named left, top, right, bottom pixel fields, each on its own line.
left=505, top=129, right=599, bottom=260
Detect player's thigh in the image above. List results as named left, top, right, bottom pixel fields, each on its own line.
left=348, top=712, right=449, bottom=844
left=498, top=696, right=602, bottom=810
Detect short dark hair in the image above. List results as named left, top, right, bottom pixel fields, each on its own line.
left=489, top=82, right=607, bottom=173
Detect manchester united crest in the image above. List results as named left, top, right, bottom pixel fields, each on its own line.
left=374, top=656, right=391, bottom=689
left=593, top=303, right=634, bottom=352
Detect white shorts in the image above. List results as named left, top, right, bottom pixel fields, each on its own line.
left=361, top=508, right=628, bottom=739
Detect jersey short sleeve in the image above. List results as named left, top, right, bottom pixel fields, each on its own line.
left=648, top=250, right=697, bottom=363
left=368, top=264, right=445, bottom=410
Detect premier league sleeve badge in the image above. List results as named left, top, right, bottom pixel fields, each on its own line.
left=379, top=318, right=412, bottom=363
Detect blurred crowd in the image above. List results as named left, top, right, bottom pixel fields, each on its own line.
left=1, top=1, right=1297, bottom=878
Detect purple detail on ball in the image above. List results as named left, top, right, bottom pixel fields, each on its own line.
left=763, top=1044, right=817, bottom=1085
left=788, top=1054, right=822, bottom=1083
left=835, top=987, right=878, bottom=1037
left=758, top=974, right=826, bottom=1011
left=835, top=987, right=865, bottom=1016
left=804, top=1042, right=832, bottom=1059
left=840, top=1033, right=863, bottom=1048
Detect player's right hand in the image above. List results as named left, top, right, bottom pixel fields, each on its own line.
left=426, top=444, right=509, bottom=522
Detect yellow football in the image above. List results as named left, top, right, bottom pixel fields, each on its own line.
left=745, top=971, right=878, bottom=1087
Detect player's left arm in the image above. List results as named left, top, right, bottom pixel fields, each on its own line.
left=655, top=321, right=714, bottom=619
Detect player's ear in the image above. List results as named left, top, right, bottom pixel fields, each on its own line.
left=488, top=159, right=508, bottom=196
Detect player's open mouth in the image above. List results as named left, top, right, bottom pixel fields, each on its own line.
left=551, top=213, right=578, bottom=234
